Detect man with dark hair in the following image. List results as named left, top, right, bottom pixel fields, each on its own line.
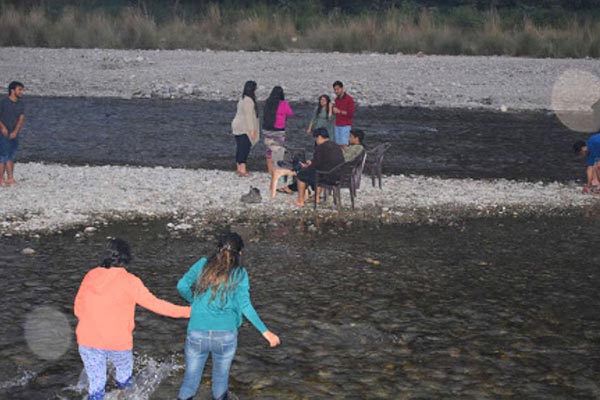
left=293, top=128, right=344, bottom=207
left=343, top=129, right=365, bottom=162
left=332, top=80, right=355, bottom=148
left=573, top=132, right=600, bottom=193
left=0, top=81, right=25, bottom=186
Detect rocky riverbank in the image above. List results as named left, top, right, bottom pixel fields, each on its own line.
left=1, top=47, right=599, bottom=110
left=0, top=162, right=594, bottom=235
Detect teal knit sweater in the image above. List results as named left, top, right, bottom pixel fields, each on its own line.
left=177, top=258, right=267, bottom=334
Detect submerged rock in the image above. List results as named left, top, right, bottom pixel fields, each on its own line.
left=21, top=247, right=36, bottom=256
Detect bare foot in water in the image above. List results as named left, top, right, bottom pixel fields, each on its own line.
left=0, top=180, right=5, bottom=187
left=5, top=179, right=16, bottom=186
left=291, top=200, right=305, bottom=207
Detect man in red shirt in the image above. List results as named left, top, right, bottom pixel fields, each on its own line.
left=332, top=80, right=355, bottom=148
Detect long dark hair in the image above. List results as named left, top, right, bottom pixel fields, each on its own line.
left=242, top=80, right=258, bottom=117
left=263, top=86, right=285, bottom=130
left=315, top=94, right=331, bottom=120
left=195, top=233, right=245, bottom=304
left=101, top=238, right=132, bottom=268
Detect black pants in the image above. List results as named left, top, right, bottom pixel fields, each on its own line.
left=297, top=168, right=317, bottom=190
left=235, top=134, right=251, bottom=164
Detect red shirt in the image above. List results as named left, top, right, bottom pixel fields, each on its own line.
left=334, top=92, right=355, bottom=126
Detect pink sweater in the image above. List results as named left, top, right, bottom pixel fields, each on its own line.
left=274, top=101, right=293, bottom=130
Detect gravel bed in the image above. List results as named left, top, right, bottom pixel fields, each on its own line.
left=0, top=162, right=593, bottom=234
left=1, top=47, right=599, bottom=110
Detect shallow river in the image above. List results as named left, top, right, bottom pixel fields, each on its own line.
left=1, top=214, right=599, bottom=399
left=17, top=97, right=587, bottom=182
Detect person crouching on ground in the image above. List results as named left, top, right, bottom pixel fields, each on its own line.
left=177, top=232, right=280, bottom=400
left=0, top=81, right=25, bottom=187
left=574, top=132, right=600, bottom=193
left=74, top=238, right=191, bottom=400
left=293, top=128, right=344, bottom=207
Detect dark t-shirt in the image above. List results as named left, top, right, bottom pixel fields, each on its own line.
left=0, top=97, right=25, bottom=133
left=311, top=140, right=345, bottom=183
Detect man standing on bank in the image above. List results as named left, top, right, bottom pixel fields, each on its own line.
left=0, top=81, right=25, bottom=186
left=332, top=80, right=355, bottom=149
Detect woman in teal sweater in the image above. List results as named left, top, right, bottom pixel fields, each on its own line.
left=177, top=233, right=280, bottom=400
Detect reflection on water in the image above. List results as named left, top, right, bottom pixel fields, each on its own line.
left=18, top=97, right=584, bottom=181
left=1, top=214, right=600, bottom=399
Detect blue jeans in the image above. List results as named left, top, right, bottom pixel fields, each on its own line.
left=334, top=125, right=351, bottom=145
left=178, top=330, right=238, bottom=400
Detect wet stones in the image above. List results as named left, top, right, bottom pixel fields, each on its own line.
left=21, top=247, right=36, bottom=256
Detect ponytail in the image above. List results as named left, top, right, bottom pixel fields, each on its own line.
left=194, top=233, right=245, bottom=304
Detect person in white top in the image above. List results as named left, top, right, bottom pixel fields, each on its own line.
left=231, top=81, right=260, bottom=177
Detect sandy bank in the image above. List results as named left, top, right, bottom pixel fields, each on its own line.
left=0, top=162, right=594, bottom=234
left=1, top=47, right=599, bottom=110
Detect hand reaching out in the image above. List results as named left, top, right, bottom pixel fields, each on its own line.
left=262, top=330, right=280, bottom=347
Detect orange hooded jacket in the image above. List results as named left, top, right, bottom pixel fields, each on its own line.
left=74, top=267, right=190, bottom=351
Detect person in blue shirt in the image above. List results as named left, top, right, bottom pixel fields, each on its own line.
left=574, top=133, right=600, bottom=193
left=177, top=232, right=280, bottom=400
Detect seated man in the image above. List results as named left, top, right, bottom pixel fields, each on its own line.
left=574, top=132, right=600, bottom=193
left=343, top=129, right=365, bottom=162
left=293, top=128, right=344, bottom=207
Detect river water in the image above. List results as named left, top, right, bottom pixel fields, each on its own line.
left=1, top=214, right=600, bottom=399
left=17, top=97, right=587, bottom=182
left=2, top=97, right=599, bottom=398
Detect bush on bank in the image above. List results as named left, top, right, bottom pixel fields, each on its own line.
left=0, top=2, right=599, bottom=58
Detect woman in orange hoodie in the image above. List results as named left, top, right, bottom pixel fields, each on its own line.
left=74, top=238, right=191, bottom=400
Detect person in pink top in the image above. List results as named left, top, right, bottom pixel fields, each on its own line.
left=74, top=238, right=191, bottom=400
left=262, top=86, right=293, bottom=176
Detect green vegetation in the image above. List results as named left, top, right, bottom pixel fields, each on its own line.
left=0, top=1, right=599, bottom=58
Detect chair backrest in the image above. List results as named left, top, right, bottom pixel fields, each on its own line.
left=366, top=142, right=391, bottom=166
left=282, top=146, right=307, bottom=164
left=277, top=146, right=307, bottom=170
left=340, top=151, right=367, bottom=189
left=353, top=151, right=367, bottom=189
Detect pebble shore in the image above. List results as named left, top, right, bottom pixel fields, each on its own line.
left=0, top=163, right=593, bottom=235
left=1, top=47, right=599, bottom=110
left=1, top=48, right=599, bottom=234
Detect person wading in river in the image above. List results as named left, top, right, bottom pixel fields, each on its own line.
left=74, top=238, right=190, bottom=400
left=177, top=232, right=280, bottom=400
